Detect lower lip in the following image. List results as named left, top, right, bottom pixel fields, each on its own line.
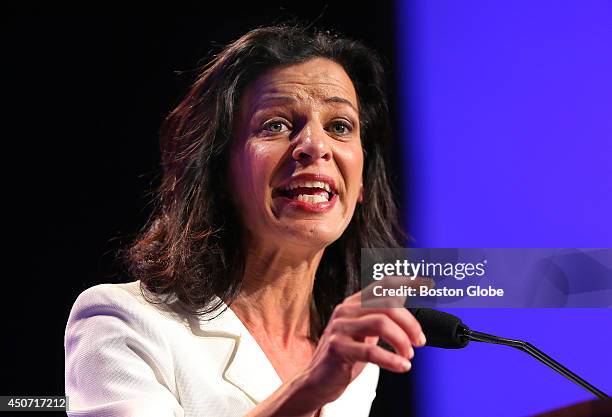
left=277, top=194, right=338, bottom=213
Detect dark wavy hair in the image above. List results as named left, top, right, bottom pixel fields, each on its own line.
left=125, top=23, right=406, bottom=329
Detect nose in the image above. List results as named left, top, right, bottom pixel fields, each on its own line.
left=291, top=124, right=332, bottom=164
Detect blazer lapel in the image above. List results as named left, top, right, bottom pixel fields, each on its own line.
left=196, top=299, right=283, bottom=404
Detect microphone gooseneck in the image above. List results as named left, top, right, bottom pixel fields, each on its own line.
left=408, top=308, right=609, bottom=399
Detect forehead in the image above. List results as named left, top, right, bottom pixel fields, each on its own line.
left=240, top=58, right=359, bottom=111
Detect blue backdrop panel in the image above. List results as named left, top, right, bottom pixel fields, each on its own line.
left=397, top=1, right=612, bottom=415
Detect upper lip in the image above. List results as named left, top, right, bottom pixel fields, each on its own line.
left=275, top=173, right=338, bottom=194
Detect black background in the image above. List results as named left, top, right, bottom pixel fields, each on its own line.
left=4, top=5, right=415, bottom=416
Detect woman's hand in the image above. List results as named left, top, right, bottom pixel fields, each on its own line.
left=294, top=288, right=426, bottom=408
left=245, top=278, right=429, bottom=417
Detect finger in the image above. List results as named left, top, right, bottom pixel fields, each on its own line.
left=331, top=315, right=414, bottom=359
left=327, top=334, right=412, bottom=373
left=344, top=290, right=363, bottom=304
left=330, top=303, right=426, bottom=347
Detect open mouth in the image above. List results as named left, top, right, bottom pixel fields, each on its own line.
left=273, top=180, right=337, bottom=203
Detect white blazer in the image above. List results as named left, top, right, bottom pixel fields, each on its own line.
left=64, top=281, right=379, bottom=417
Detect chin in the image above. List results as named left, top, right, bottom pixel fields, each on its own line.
left=280, top=222, right=346, bottom=248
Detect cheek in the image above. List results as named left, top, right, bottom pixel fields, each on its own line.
left=250, top=143, right=278, bottom=176
left=230, top=142, right=285, bottom=201
left=334, top=143, right=364, bottom=195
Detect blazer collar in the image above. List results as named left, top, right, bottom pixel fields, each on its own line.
left=195, top=298, right=283, bottom=404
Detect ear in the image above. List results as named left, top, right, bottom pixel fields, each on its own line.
left=358, top=182, right=364, bottom=203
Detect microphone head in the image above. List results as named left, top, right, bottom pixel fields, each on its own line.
left=409, top=308, right=469, bottom=349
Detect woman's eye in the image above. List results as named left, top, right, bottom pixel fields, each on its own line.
left=262, top=120, right=290, bottom=133
left=329, top=121, right=352, bottom=135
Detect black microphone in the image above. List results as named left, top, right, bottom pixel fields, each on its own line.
left=408, top=307, right=468, bottom=349
left=408, top=308, right=609, bottom=399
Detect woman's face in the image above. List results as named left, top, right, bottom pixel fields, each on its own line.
left=229, top=57, right=364, bottom=249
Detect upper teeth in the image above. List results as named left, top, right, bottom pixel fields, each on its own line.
left=284, top=180, right=332, bottom=192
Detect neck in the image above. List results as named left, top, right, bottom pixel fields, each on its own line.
left=231, top=240, right=324, bottom=346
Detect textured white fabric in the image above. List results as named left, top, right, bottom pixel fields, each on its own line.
left=64, top=281, right=379, bottom=417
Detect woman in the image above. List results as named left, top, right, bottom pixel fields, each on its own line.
left=65, top=24, right=426, bottom=417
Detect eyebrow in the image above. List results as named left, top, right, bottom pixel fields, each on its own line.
left=253, top=94, right=359, bottom=114
left=324, top=96, right=359, bottom=114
